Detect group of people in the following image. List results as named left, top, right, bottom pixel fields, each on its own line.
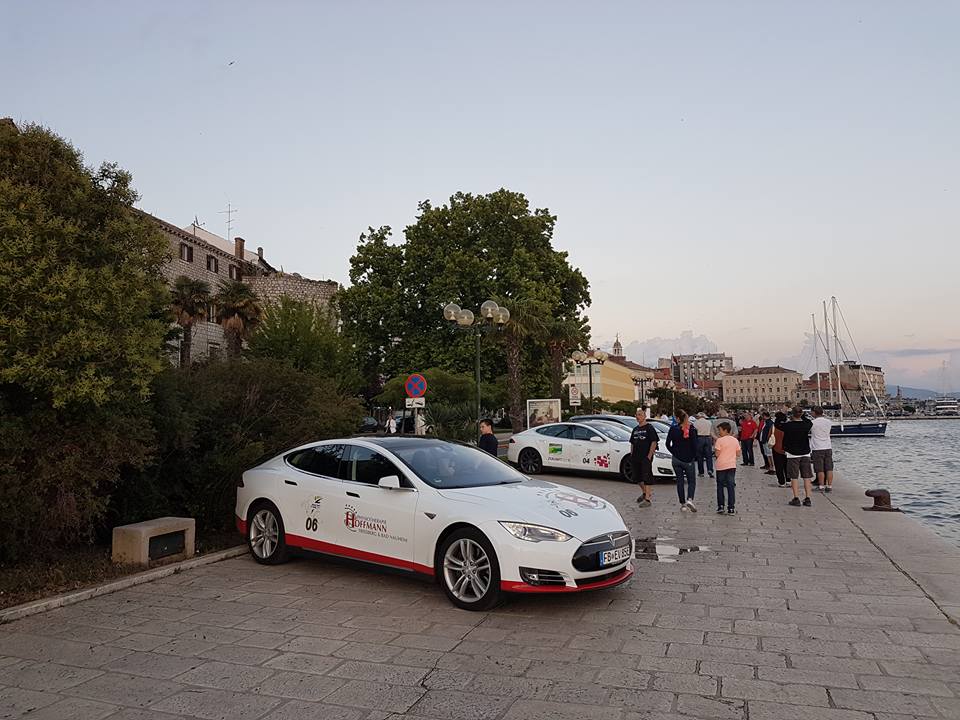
left=630, top=404, right=835, bottom=514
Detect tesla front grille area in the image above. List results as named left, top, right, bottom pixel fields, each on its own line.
left=519, top=567, right=567, bottom=586
left=572, top=530, right=632, bottom=572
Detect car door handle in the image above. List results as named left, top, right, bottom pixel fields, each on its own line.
left=346, top=491, right=360, bottom=498
left=284, top=480, right=298, bottom=486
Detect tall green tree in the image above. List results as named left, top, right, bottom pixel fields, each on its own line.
left=247, top=296, right=359, bottom=391
left=0, top=120, right=169, bottom=559
left=170, top=276, right=211, bottom=367
left=339, top=189, right=590, bottom=426
left=215, top=280, right=263, bottom=356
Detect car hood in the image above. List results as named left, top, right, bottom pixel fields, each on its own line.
left=437, top=478, right=626, bottom=541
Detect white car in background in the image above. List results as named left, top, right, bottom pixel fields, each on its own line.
left=236, top=437, right=634, bottom=611
left=507, top=421, right=675, bottom=482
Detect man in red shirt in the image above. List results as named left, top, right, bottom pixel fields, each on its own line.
left=739, top=413, right=758, bottom=466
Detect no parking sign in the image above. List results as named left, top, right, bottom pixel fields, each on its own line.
left=405, top=373, right=427, bottom=398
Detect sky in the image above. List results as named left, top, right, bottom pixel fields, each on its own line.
left=4, top=1, right=959, bottom=389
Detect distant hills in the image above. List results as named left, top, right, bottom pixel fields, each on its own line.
left=888, top=386, right=959, bottom=400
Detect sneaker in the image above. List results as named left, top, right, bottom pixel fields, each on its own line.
left=708, top=473, right=715, bottom=479
left=686, top=500, right=697, bottom=513
left=778, top=480, right=786, bottom=487
left=803, top=497, right=812, bottom=507
left=764, top=470, right=776, bottom=475
left=637, top=498, right=652, bottom=507
left=824, top=486, right=833, bottom=493
left=716, top=506, right=725, bottom=514
left=788, top=497, right=801, bottom=507
left=727, top=507, right=736, bottom=515
left=680, top=504, right=689, bottom=512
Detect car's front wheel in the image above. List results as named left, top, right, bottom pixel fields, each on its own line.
left=518, top=448, right=543, bottom=475
left=438, top=528, right=502, bottom=611
left=247, top=502, right=289, bottom=565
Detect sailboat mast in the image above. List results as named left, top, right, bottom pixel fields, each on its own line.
left=833, top=296, right=843, bottom=427
left=812, top=314, right=822, bottom=406
left=823, top=301, right=834, bottom=408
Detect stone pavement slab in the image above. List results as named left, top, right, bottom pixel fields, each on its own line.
left=1, top=464, right=959, bottom=719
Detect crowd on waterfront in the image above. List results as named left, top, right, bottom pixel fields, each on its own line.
left=630, top=404, right=834, bottom=515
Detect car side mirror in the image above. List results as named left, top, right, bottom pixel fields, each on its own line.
left=378, top=475, right=402, bottom=489
left=590, top=436, right=604, bottom=443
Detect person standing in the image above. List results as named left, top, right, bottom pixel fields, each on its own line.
left=757, top=411, right=773, bottom=470
left=693, top=412, right=715, bottom=479
left=771, top=411, right=788, bottom=484
left=782, top=407, right=814, bottom=506
left=739, top=412, right=758, bottom=466
left=631, top=407, right=660, bottom=507
left=666, top=409, right=699, bottom=512
left=478, top=419, right=499, bottom=456
left=714, top=421, right=741, bottom=514
left=386, top=410, right=398, bottom=434
left=810, top=406, right=834, bottom=492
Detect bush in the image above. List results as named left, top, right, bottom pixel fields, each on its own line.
left=108, top=358, right=364, bottom=534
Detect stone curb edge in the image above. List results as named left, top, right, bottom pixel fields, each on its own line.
left=0, top=545, right=248, bottom=625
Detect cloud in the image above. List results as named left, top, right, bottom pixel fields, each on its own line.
left=863, top=347, right=960, bottom=358
left=597, top=331, right=720, bottom=367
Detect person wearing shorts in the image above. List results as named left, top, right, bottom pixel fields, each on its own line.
left=631, top=407, right=660, bottom=507
left=810, top=406, right=834, bottom=492
left=781, top=407, right=814, bottom=507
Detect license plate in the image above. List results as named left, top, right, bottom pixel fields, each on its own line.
left=600, top=545, right=631, bottom=567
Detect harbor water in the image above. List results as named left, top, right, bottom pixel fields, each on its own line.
left=832, top=418, right=960, bottom=547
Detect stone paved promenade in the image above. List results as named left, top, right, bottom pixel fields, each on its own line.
left=2, top=466, right=960, bottom=720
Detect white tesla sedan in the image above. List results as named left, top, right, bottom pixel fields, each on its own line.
left=507, top=420, right=675, bottom=482
left=236, top=437, right=634, bottom=610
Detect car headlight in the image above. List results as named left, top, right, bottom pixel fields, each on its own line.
left=654, top=451, right=671, bottom=459
left=499, top=522, right=572, bottom=543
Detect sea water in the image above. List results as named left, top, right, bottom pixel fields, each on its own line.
left=833, top=419, right=960, bottom=547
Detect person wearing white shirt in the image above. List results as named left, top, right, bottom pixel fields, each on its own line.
left=810, top=406, right=834, bottom=492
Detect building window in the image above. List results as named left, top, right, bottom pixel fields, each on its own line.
left=206, top=255, right=218, bottom=273
left=208, top=343, right=221, bottom=360
left=229, top=265, right=240, bottom=280
left=205, top=302, right=217, bottom=323
left=179, top=243, right=193, bottom=262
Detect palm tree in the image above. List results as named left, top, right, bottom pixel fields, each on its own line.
left=215, top=280, right=263, bottom=356
left=500, top=298, right=549, bottom=432
left=170, top=276, right=211, bottom=367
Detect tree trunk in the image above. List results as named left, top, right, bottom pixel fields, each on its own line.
left=506, top=336, right=524, bottom=432
left=548, top=343, right=565, bottom=399
left=180, top=324, right=192, bottom=367
left=226, top=328, right=243, bottom=357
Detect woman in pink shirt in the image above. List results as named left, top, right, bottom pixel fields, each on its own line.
left=714, top=421, right=741, bottom=514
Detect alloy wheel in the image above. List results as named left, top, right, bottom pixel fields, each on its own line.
left=443, top=538, right=492, bottom=603
left=250, top=508, right=280, bottom=560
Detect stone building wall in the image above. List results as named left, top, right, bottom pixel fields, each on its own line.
left=158, top=221, right=255, bottom=362
left=245, top=273, right=339, bottom=309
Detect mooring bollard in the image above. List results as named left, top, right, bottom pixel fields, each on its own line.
left=863, top=489, right=901, bottom=512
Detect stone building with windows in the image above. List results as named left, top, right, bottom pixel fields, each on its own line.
left=721, top=365, right=803, bottom=407
left=658, top=352, right=734, bottom=388
left=151, top=214, right=339, bottom=363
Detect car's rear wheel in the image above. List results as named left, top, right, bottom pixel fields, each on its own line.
left=438, top=528, right=501, bottom=611
left=620, top=456, right=634, bottom=483
left=248, top=502, right=289, bottom=565
left=518, top=448, right=543, bottom=475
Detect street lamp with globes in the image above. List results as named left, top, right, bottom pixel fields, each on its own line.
left=571, top=349, right=608, bottom=414
left=443, top=300, right=510, bottom=438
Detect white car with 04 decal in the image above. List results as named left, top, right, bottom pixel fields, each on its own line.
left=236, top=436, right=634, bottom=611
left=507, top=421, right=675, bottom=482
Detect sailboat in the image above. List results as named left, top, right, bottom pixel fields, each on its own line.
left=813, top=297, right=888, bottom=438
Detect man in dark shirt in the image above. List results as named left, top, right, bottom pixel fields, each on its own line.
left=631, top=407, right=660, bottom=508
left=478, top=419, right=499, bottom=456
left=781, top=407, right=814, bottom=506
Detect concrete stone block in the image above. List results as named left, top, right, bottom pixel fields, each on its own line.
left=112, top=517, right=195, bottom=567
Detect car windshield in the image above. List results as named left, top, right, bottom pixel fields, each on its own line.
left=583, top=421, right=631, bottom=441
left=384, top=439, right=525, bottom=489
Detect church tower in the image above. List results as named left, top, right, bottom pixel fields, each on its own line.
left=612, top=333, right=623, bottom=357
